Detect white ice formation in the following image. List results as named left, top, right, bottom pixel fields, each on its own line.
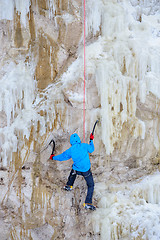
left=93, top=172, right=160, bottom=239
left=0, top=0, right=159, bottom=163
left=0, top=62, right=36, bottom=166
left=85, top=0, right=160, bottom=154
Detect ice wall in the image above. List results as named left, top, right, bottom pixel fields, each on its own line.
left=83, top=0, right=160, bottom=154
left=57, top=0, right=160, bottom=156
left=93, top=172, right=160, bottom=239
left=0, top=0, right=66, bottom=167
left=0, top=62, right=36, bottom=166
left=0, top=0, right=159, bottom=163
left=0, top=0, right=160, bottom=239
left=61, top=0, right=160, bottom=154
left=0, top=60, right=60, bottom=167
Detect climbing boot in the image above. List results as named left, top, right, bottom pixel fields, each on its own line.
left=83, top=203, right=96, bottom=211
left=64, top=185, right=72, bottom=191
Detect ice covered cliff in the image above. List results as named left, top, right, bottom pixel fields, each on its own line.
left=0, top=0, right=160, bottom=239
left=0, top=0, right=160, bottom=165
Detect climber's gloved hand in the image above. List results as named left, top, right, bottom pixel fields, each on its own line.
left=90, top=133, right=94, bottom=140
left=50, top=154, right=55, bottom=160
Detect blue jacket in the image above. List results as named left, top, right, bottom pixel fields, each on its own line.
left=52, top=133, right=94, bottom=172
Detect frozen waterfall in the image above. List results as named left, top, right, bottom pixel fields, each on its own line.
left=0, top=0, right=160, bottom=239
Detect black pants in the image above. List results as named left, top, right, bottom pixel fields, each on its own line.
left=66, top=169, right=94, bottom=204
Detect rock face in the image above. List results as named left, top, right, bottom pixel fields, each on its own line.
left=0, top=0, right=160, bottom=239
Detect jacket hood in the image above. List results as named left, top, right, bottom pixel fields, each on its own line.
left=70, top=133, right=81, bottom=145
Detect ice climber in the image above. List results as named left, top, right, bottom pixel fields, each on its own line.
left=50, top=132, right=96, bottom=211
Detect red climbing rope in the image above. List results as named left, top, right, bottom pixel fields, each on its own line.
left=83, top=0, right=86, bottom=143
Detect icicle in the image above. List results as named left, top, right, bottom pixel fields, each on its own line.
left=0, top=0, right=14, bottom=21
left=50, top=46, right=52, bottom=64
left=15, top=0, right=31, bottom=27
left=85, top=0, right=103, bottom=37
left=48, top=0, right=56, bottom=20
left=139, top=120, right=146, bottom=139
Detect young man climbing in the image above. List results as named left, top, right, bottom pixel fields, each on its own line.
left=50, top=132, right=96, bottom=210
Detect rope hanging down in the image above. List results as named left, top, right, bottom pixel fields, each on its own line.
left=83, top=0, right=86, bottom=143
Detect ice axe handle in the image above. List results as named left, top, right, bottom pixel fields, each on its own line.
left=92, top=120, right=99, bottom=136
left=49, top=139, right=55, bottom=155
